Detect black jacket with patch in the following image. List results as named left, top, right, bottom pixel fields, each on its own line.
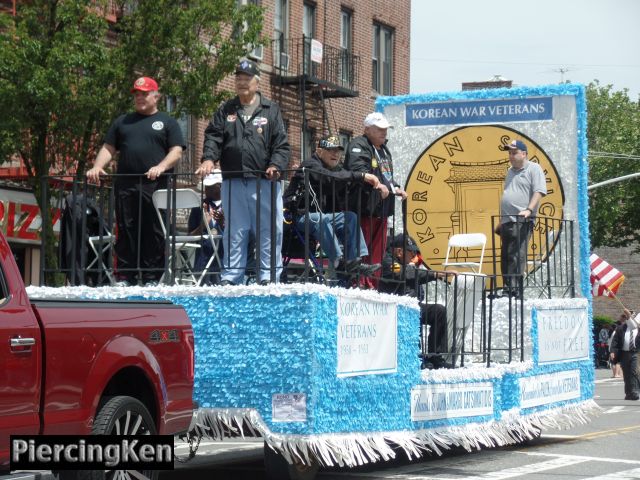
left=343, top=135, right=399, bottom=218
left=201, top=94, right=290, bottom=178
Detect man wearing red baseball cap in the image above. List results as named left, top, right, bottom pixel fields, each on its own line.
left=87, top=76, right=186, bottom=285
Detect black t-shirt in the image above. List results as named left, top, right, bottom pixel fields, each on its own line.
left=104, top=111, right=185, bottom=179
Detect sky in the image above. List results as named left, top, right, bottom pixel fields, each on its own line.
left=410, top=0, right=640, bottom=100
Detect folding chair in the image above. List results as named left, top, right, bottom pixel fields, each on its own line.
left=87, top=231, right=116, bottom=285
left=443, top=233, right=487, bottom=273
left=152, top=189, right=203, bottom=285
left=199, top=206, right=223, bottom=285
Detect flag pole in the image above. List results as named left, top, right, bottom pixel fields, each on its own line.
left=605, top=288, right=627, bottom=310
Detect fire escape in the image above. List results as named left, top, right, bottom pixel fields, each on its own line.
left=270, top=36, right=360, bottom=165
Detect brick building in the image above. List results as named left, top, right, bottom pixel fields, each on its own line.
left=186, top=0, right=412, bottom=174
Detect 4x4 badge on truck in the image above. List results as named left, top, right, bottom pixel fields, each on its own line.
left=149, top=329, right=180, bottom=343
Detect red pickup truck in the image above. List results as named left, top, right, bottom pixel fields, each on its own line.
left=0, top=232, right=195, bottom=475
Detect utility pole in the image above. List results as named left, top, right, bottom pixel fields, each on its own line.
left=554, top=67, right=570, bottom=84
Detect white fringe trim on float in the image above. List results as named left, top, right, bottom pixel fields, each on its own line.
left=189, top=400, right=601, bottom=468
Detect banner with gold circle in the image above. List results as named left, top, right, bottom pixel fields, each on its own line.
left=375, top=85, right=589, bottom=296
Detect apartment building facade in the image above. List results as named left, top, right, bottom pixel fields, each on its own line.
left=187, top=0, right=411, bottom=174
left=0, top=0, right=410, bottom=282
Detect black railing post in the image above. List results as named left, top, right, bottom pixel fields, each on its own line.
left=255, top=174, right=262, bottom=284
left=270, top=178, right=277, bottom=284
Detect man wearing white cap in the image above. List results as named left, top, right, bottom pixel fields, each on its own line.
left=344, top=112, right=407, bottom=288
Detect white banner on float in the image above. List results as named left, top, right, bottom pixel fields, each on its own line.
left=336, top=297, right=397, bottom=377
left=410, top=382, right=494, bottom=421
left=536, top=307, right=590, bottom=364
left=520, top=370, right=581, bottom=409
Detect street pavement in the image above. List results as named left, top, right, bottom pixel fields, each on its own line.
left=162, top=366, right=640, bottom=479
left=4, top=366, right=640, bottom=480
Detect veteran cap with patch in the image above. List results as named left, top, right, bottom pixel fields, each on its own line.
left=131, top=77, right=158, bottom=93
left=235, top=59, right=260, bottom=77
left=318, top=135, right=344, bottom=150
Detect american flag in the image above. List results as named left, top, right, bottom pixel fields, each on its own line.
left=590, top=253, right=625, bottom=297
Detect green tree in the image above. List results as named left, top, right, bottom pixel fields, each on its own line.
left=587, top=81, right=640, bottom=249
left=0, top=0, right=262, bottom=282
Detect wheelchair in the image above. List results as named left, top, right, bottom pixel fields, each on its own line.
left=281, top=209, right=326, bottom=284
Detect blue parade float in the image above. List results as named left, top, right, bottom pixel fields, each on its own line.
left=28, top=84, right=598, bottom=475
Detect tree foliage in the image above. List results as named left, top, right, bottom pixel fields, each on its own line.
left=0, top=0, right=262, bottom=283
left=0, top=0, right=263, bottom=180
left=587, top=81, right=640, bottom=249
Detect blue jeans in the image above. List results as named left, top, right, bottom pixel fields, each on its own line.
left=295, top=211, right=368, bottom=262
left=221, top=178, right=282, bottom=284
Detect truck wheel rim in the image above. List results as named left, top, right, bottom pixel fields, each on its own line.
left=106, top=408, right=155, bottom=480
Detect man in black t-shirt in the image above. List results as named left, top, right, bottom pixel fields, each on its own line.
left=87, top=77, right=185, bottom=285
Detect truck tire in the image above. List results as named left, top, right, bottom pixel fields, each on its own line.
left=264, top=443, right=319, bottom=480
left=58, top=396, right=159, bottom=480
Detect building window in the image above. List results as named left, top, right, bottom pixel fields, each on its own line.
left=274, top=0, right=289, bottom=69
left=303, top=127, right=316, bottom=162
left=338, top=131, right=351, bottom=150
left=339, top=9, right=352, bottom=86
left=372, top=23, right=393, bottom=95
left=237, top=0, right=262, bottom=60
left=166, top=96, right=194, bottom=177
left=303, top=2, right=316, bottom=75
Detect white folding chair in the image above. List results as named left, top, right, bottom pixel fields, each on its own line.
left=443, top=233, right=487, bottom=273
left=152, top=189, right=203, bottom=285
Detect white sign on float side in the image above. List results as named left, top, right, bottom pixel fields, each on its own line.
left=520, top=370, right=581, bottom=409
left=336, top=296, right=397, bottom=377
left=272, top=393, right=307, bottom=423
left=536, top=307, right=590, bottom=364
left=411, top=382, right=494, bottom=421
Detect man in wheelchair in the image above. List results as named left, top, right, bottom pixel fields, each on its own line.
left=283, top=135, right=384, bottom=281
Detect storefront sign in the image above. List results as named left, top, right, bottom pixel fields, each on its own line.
left=337, top=296, right=397, bottom=377
left=0, top=188, right=61, bottom=244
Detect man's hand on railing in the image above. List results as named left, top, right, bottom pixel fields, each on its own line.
left=265, top=165, right=281, bottom=181
left=195, top=159, right=217, bottom=177
left=86, top=167, right=106, bottom=185
left=376, top=183, right=390, bottom=199
left=394, top=186, right=408, bottom=200
left=146, top=164, right=166, bottom=181
left=363, top=173, right=379, bottom=188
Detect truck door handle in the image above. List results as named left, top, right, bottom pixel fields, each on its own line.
left=10, top=337, right=36, bottom=348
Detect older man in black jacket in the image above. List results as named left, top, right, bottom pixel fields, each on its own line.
left=284, top=135, right=383, bottom=279
left=198, top=59, right=290, bottom=285
left=344, top=112, right=407, bottom=288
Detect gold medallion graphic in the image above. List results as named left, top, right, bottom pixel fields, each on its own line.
left=405, top=125, right=564, bottom=276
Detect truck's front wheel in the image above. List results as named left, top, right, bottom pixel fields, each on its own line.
left=58, top=395, right=159, bottom=480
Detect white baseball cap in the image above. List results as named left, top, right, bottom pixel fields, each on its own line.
left=203, top=169, right=222, bottom=186
left=363, top=112, right=391, bottom=129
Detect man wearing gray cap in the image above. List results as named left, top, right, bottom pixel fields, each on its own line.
left=496, top=139, right=546, bottom=297
left=344, top=112, right=407, bottom=288
left=197, top=58, right=290, bottom=285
